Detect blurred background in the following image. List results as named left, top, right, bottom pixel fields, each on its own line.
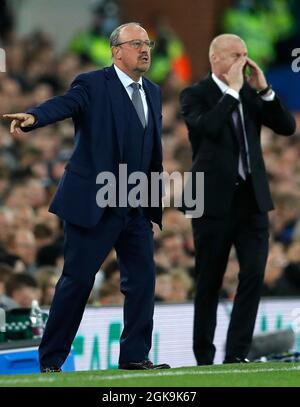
left=0, top=0, right=300, bottom=369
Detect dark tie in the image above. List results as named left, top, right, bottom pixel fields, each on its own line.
left=130, top=82, right=146, bottom=128
left=232, top=105, right=249, bottom=178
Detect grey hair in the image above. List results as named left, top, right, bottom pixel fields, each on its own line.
left=109, top=22, right=141, bottom=47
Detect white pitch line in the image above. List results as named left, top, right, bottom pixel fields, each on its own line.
left=0, top=365, right=300, bottom=385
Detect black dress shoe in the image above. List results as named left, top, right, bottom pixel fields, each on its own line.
left=197, top=361, right=213, bottom=366
left=223, top=357, right=250, bottom=364
left=40, top=366, right=62, bottom=373
left=119, top=360, right=171, bottom=370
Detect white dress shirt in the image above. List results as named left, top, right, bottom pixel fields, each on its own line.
left=212, top=73, right=251, bottom=179
left=212, top=73, right=275, bottom=179
left=114, top=64, right=148, bottom=124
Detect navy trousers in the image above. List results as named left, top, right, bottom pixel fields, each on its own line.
left=39, top=208, right=155, bottom=367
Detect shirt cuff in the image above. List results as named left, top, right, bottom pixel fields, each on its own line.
left=261, top=90, right=275, bottom=101
left=225, top=88, right=240, bottom=100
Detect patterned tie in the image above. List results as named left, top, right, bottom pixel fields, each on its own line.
left=130, top=82, right=146, bottom=128
left=232, top=105, right=249, bottom=178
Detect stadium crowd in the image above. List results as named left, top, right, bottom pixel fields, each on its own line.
left=0, top=18, right=300, bottom=311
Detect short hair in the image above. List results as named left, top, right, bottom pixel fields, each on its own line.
left=103, top=260, right=120, bottom=280
left=109, top=22, right=141, bottom=47
left=5, top=273, right=38, bottom=297
left=0, top=263, right=13, bottom=283
left=156, top=265, right=169, bottom=276
left=33, top=223, right=53, bottom=239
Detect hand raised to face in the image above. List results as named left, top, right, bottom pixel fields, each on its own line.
left=245, top=58, right=268, bottom=91
left=223, top=57, right=246, bottom=93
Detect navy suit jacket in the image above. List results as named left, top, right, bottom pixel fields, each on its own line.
left=24, top=65, right=163, bottom=228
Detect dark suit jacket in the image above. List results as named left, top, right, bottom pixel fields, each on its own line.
left=180, top=75, right=296, bottom=217
left=23, top=65, right=163, bottom=228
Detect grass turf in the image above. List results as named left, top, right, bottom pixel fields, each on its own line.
left=0, top=362, right=299, bottom=387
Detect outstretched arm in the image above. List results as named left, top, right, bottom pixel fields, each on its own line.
left=2, top=74, right=90, bottom=135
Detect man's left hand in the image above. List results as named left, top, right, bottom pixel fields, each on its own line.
left=246, top=58, right=268, bottom=91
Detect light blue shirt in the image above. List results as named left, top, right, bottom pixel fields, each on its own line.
left=114, top=64, right=148, bottom=124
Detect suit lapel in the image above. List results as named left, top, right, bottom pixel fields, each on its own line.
left=104, top=66, right=162, bottom=161
left=239, top=85, right=254, bottom=151
left=142, top=79, right=160, bottom=135
left=206, top=76, right=223, bottom=103
left=142, top=79, right=163, bottom=158
left=104, top=66, right=125, bottom=161
left=206, top=76, right=239, bottom=151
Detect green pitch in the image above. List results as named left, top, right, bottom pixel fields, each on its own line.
left=0, top=363, right=299, bottom=387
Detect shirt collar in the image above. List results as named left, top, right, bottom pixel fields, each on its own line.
left=212, top=73, right=229, bottom=94
left=114, top=64, right=143, bottom=90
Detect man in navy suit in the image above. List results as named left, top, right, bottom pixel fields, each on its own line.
left=3, top=22, right=170, bottom=371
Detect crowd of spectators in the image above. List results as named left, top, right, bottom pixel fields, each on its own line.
left=0, top=21, right=299, bottom=311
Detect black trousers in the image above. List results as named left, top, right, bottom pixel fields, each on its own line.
left=191, top=177, right=269, bottom=364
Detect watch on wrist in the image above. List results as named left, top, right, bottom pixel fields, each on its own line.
left=258, top=84, right=272, bottom=96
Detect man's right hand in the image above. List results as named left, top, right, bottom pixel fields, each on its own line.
left=2, top=113, right=36, bottom=135
left=223, top=58, right=246, bottom=93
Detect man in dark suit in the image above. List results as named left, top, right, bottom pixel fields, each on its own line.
left=180, top=34, right=296, bottom=365
left=3, top=22, right=170, bottom=371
